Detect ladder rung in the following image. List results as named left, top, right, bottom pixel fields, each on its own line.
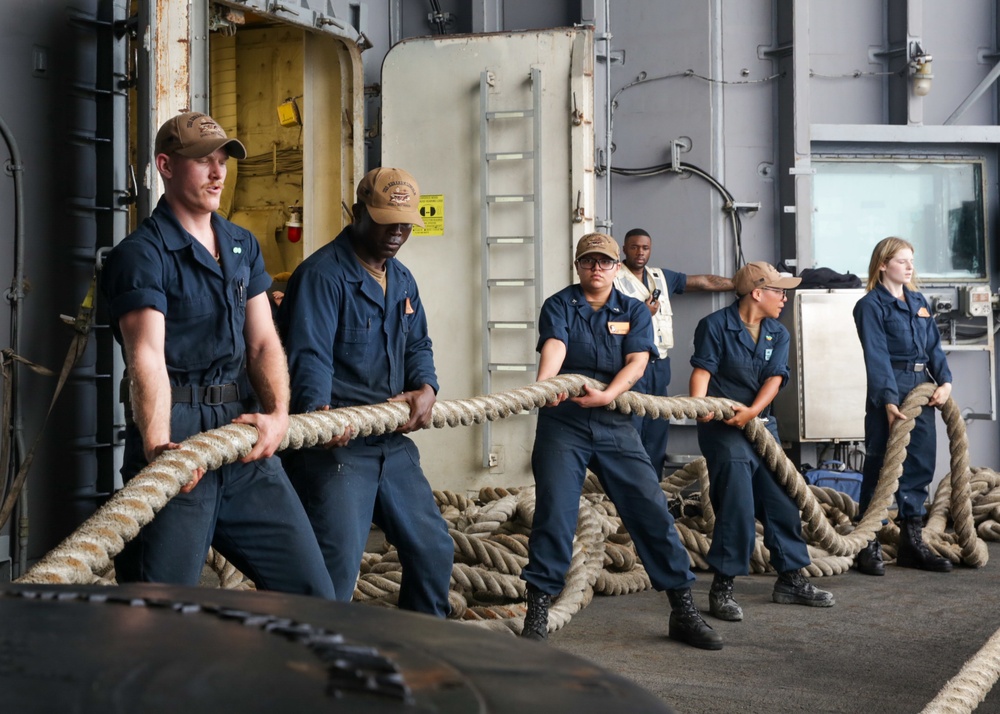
left=487, top=151, right=534, bottom=161
left=487, top=110, right=534, bottom=119
left=488, top=278, right=535, bottom=288
left=487, top=235, right=535, bottom=245
left=488, top=194, right=534, bottom=203
left=489, top=363, right=536, bottom=372
left=488, top=321, right=535, bottom=330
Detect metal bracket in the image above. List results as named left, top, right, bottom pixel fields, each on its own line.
left=572, top=191, right=586, bottom=223
left=596, top=49, right=625, bottom=65
left=427, top=11, right=456, bottom=28
left=870, top=44, right=907, bottom=61
left=571, top=93, right=584, bottom=126
left=316, top=14, right=346, bottom=29
left=269, top=2, right=300, bottom=16
left=760, top=43, right=792, bottom=60
left=669, top=137, right=691, bottom=173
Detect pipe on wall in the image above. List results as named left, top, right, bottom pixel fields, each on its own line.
left=0, top=112, right=27, bottom=576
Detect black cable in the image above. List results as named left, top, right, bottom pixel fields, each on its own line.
left=428, top=0, right=446, bottom=34
left=610, top=160, right=746, bottom=268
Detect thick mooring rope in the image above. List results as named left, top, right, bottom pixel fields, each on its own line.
left=922, top=625, right=1000, bottom=714
left=15, top=374, right=726, bottom=586
left=14, top=376, right=1000, bottom=712
left=15, top=374, right=991, bottom=589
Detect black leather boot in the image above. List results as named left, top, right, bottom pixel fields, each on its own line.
left=521, top=585, right=551, bottom=641
left=667, top=587, right=723, bottom=650
left=772, top=570, right=835, bottom=607
left=708, top=574, right=743, bottom=621
left=896, top=516, right=953, bottom=572
left=855, top=538, right=885, bottom=576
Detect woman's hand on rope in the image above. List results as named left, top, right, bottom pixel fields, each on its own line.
left=543, top=392, right=569, bottom=408
left=927, top=382, right=952, bottom=408
left=390, top=384, right=436, bottom=432
left=723, top=403, right=757, bottom=428
left=885, top=403, right=908, bottom=428
left=146, top=442, right=206, bottom=493
left=571, top=383, right=615, bottom=409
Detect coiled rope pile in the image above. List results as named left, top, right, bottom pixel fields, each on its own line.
left=13, top=375, right=1000, bottom=712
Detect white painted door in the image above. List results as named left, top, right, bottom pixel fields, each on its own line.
left=381, top=28, right=596, bottom=493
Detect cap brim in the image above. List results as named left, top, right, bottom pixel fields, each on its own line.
left=769, top=275, right=802, bottom=289
left=175, top=138, right=248, bottom=160
left=368, top=205, right=425, bottom=228
left=577, top=249, right=619, bottom=261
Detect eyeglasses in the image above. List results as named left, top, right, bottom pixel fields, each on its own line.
left=761, top=287, right=787, bottom=297
left=576, top=256, right=619, bottom=271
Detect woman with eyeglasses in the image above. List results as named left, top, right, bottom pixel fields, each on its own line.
left=520, top=233, right=722, bottom=651
left=689, top=262, right=835, bottom=624
left=852, top=237, right=953, bottom=576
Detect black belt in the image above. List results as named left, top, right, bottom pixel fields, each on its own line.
left=121, top=380, right=242, bottom=407
left=170, top=383, right=242, bottom=406
left=891, top=361, right=925, bottom=372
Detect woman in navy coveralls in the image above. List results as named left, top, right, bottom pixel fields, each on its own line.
left=690, top=262, right=835, bottom=622
left=519, top=233, right=721, bottom=650
left=852, top=237, right=953, bottom=575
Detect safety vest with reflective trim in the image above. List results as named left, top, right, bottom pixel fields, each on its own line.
left=614, top=267, right=673, bottom=359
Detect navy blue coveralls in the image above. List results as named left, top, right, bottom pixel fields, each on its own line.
left=102, top=197, right=334, bottom=597
left=277, top=227, right=453, bottom=616
left=522, top=284, right=696, bottom=597
left=632, top=268, right=687, bottom=477
left=691, top=302, right=811, bottom=577
left=853, top=284, right=952, bottom=518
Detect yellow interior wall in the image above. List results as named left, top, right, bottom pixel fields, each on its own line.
left=211, top=25, right=313, bottom=278
left=126, top=8, right=355, bottom=279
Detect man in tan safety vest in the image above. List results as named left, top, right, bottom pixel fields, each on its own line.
left=613, top=228, right=733, bottom=477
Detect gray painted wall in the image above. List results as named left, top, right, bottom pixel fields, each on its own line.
left=0, top=0, right=108, bottom=564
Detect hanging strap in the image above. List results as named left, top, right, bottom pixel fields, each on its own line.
left=0, top=272, right=96, bottom=529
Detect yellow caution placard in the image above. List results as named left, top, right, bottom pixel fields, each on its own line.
left=413, top=194, right=444, bottom=236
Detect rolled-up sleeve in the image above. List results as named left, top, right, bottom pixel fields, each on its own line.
left=623, top=300, right=656, bottom=356
left=690, top=317, right=722, bottom=375
left=664, top=268, right=687, bottom=295
left=760, top=328, right=790, bottom=387
left=102, top=239, right=168, bottom=322
left=536, top=298, right=569, bottom=352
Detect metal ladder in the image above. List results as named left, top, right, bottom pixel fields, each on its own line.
left=479, top=67, right=543, bottom=468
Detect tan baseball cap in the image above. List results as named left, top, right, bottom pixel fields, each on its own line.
left=733, top=261, right=802, bottom=296
left=357, top=167, right=425, bottom=227
left=575, top=232, right=620, bottom=261
left=154, top=112, right=247, bottom=160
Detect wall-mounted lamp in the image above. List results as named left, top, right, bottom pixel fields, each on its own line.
left=285, top=206, right=303, bottom=243
left=910, top=44, right=933, bottom=97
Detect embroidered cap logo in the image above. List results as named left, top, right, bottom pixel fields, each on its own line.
left=388, top=187, right=412, bottom=207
